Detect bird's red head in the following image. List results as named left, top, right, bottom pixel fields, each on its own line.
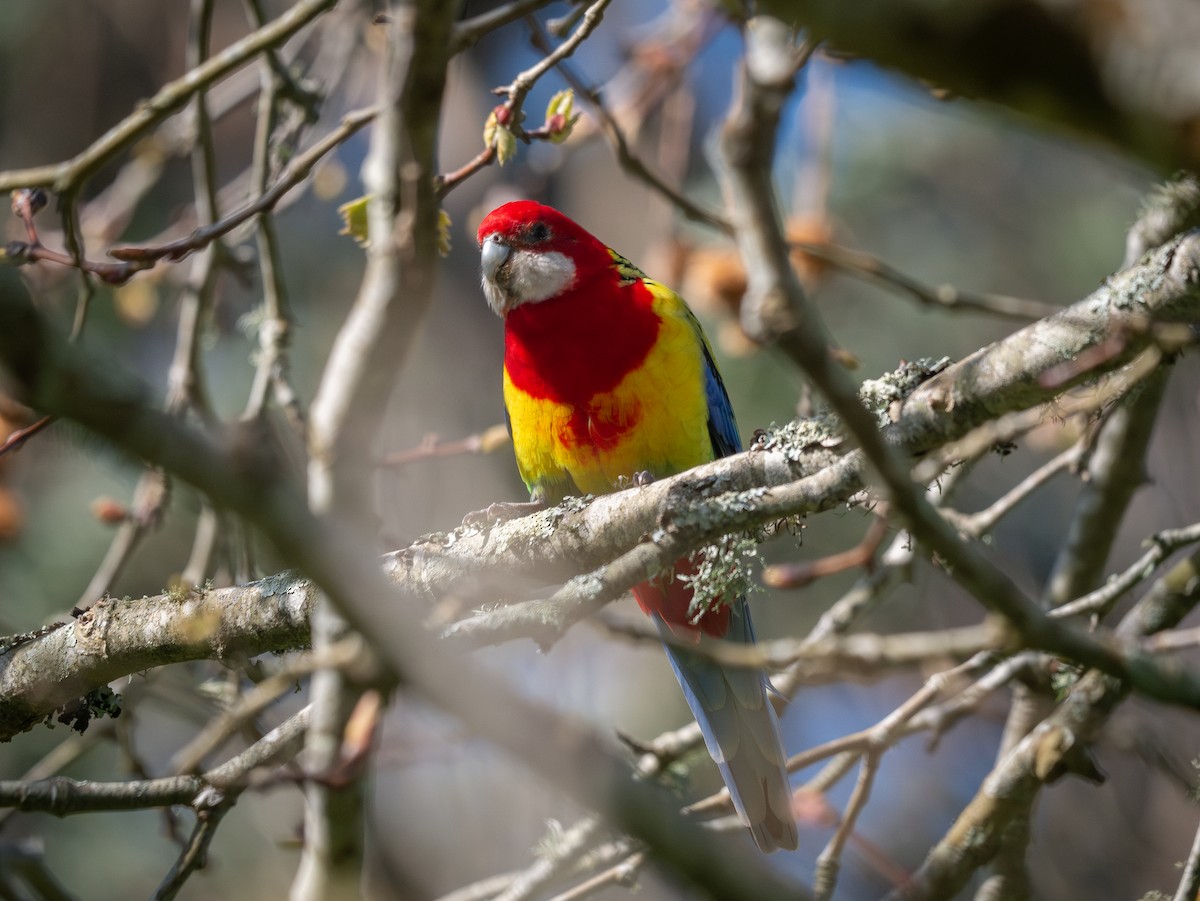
left=477, top=200, right=611, bottom=316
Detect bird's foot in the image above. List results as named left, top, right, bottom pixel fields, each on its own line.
left=461, top=499, right=545, bottom=528
left=617, top=471, right=658, bottom=489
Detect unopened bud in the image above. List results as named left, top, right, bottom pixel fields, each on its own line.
left=91, top=497, right=128, bottom=525
left=11, top=188, right=47, bottom=218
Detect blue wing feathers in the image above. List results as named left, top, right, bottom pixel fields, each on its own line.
left=700, top=334, right=742, bottom=459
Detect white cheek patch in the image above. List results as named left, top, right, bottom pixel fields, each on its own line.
left=481, top=275, right=508, bottom=316
left=507, top=249, right=577, bottom=303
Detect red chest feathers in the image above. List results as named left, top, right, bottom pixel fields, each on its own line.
left=503, top=283, right=661, bottom=405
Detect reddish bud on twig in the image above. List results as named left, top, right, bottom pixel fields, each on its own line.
left=90, top=497, right=129, bottom=525
left=11, top=188, right=47, bottom=219
left=792, top=787, right=837, bottom=828
left=763, top=514, right=888, bottom=588
left=10, top=189, right=45, bottom=245
left=0, top=414, right=55, bottom=459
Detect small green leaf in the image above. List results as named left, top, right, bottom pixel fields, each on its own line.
left=495, top=125, right=517, bottom=165
left=483, top=108, right=499, bottom=148
left=483, top=107, right=518, bottom=166
left=337, top=194, right=372, bottom=248
left=437, top=209, right=452, bottom=257
left=544, top=89, right=579, bottom=144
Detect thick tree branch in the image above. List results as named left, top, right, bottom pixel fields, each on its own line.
left=0, top=572, right=315, bottom=740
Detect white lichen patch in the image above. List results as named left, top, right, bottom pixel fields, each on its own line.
left=563, top=570, right=605, bottom=601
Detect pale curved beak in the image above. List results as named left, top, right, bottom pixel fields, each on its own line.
left=480, top=233, right=511, bottom=281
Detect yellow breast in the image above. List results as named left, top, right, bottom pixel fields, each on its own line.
left=504, top=288, right=713, bottom=501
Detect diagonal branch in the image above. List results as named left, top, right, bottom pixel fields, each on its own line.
left=0, top=0, right=340, bottom=194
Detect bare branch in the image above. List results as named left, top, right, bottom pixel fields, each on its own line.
left=1172, top=815, right=1200, bottom=901
left=450, top=0, right=558, bottom=54
left=108, top=107, right=375, bottom=269
left=0, top=705, right=311, bottom=814
left=152, top=791, right=232, bottom=901
left=0, top=571, right=314, bottom=740
left=436, top=0, right=611, bottom=196
left=1050, top=523, right=1200, bottom=621
left=0, top=264, right=808, bottom=901
left=0, top=0, right=339, bottom=194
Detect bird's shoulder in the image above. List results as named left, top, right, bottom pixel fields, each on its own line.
left=604, top=246, right=741, bottom=457
left=605, top=247, right=646, bottom=286
left=604, top=247, right=693, bottom=323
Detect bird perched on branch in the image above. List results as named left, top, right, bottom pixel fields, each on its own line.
left=477, top=200, right=798, bottom=852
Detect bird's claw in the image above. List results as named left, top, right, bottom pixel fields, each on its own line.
left=461, top=500, right=545, bottom=528
left=633, top=470, right=656, bottom=487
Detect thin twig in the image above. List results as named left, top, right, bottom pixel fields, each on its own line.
left=491, top=818, right=602, bottom=901
left=0, top=415, right=54, bottom=459
left=911, top=346, right=1165, bottom=487
left=109, top=107, right=376, bottom=268
left=75, top=468, right=170, bottom=613
left=1172, top=814, right=1200, bottom=901
left=171, top=639, right=360, bottom=776
left=545, top=50, right=729, bottom=233
left=152, top=792, right=233, bottom=901
left=450, top=0, right=557, bottom=53
left=812, top=668, right=962, bottom=899
left=436, top=0, right=612, bottom=196
left=241, top=0, right=308, bottom=431
left=792, top=239, right=1060, bottom=321
left=544, top=850, right=646, bottom=901
left=0, top=0, right=338, bottom=194
left=943, top=441, right=1086, bottom=537
left=379, top=424, right=510, bottom=467
left=548, top=43, right=1054, bottom=322
left=0, top=706, right=312, bottom=814
left=1051, top=523, right=1200, bottom=620
left=762, top=510, right=889, bottom=588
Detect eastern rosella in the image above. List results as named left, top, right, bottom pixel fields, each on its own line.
left=477, top=200, right=798, bottom=853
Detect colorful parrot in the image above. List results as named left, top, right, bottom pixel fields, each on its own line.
left=477, top=200, right=798, bottom=853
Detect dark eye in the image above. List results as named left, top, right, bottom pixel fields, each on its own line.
left=527, top=220, right=551, bottom=243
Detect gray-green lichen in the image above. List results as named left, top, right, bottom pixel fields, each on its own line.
left=663, top=486, right=769, bottom=534
left=533, top=820, right=571, bottom=861
left=755, top=357, right=952, bottom=458
left=1050, top=661, right=1084, bottom=700
left=858, top=357, right=953, bottom=426
left=754, top=413, right=843, bottom=462
left=1126, top=173, right=1200, bottom=264
left=679, top=533, right=763, bottom=621
left=0, top=622, right=63, bottom=656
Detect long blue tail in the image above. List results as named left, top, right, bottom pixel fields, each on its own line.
left=654, top=599, right=798, bottom=852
